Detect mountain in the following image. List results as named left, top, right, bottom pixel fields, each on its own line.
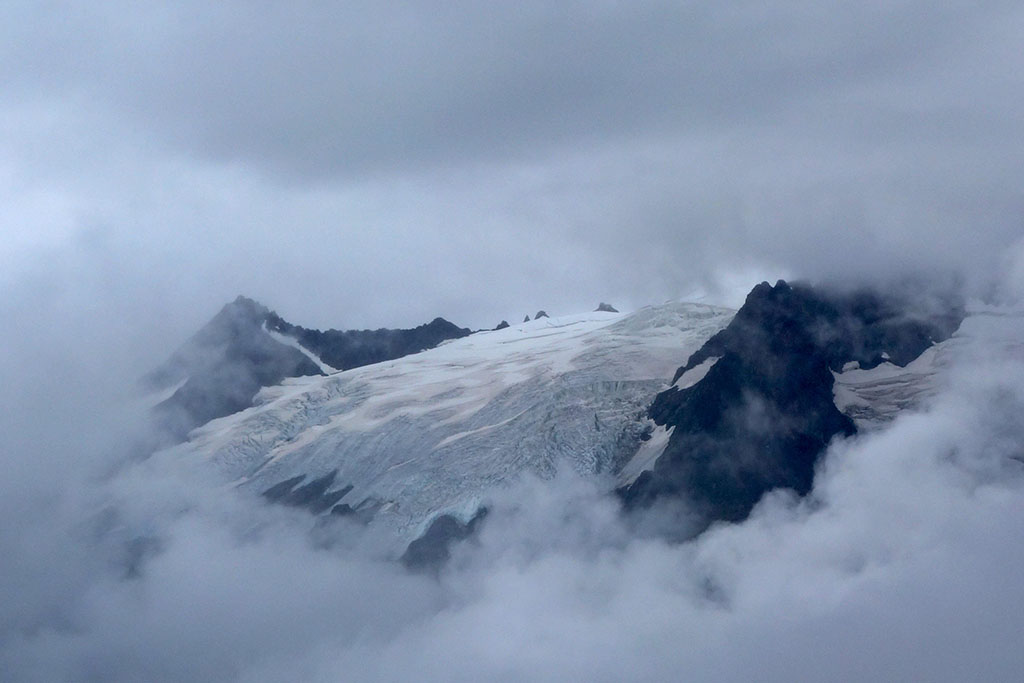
left=156, top=302, right=735, bottom=545
left=619, top=280, right=965, bottom=529
left=149, top=281, right=966, bottom=565
left=143, top=296, right=325, bottom=442
left=144, top=296, right=470, bottom=441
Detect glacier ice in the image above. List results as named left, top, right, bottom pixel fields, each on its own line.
left=160, top=303, right=734, bottom=541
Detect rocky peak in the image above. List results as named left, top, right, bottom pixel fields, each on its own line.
left=623, top=279, right=965, bottom=530
left=147, top=297, right=472, bottom=444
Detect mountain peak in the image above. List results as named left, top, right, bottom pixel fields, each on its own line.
left=624, top=279, right=966, bottom=529
left=227, top=294, right=270, bottom=316
left=147, top=298, right=472, bottom=442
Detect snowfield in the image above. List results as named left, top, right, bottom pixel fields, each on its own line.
left=159, top=303, right=734, bottom=541
left=832, top=304, right=1024, bottom=429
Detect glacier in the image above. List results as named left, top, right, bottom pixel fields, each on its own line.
left=158, top=302, right=734, bottom=541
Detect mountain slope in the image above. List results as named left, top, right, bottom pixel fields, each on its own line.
left=144, top=296, right=470, bottom=441
left=144, top=297, right=325, bottom=441
left=265, top=313, right=471, bottom=372
left=158, top=302, right=735, bottom=542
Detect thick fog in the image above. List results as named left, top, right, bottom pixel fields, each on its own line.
left=3, top=2, right=1024, bottom=681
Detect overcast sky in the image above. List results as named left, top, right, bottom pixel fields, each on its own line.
left=2, top=1, right=1023, bottom=340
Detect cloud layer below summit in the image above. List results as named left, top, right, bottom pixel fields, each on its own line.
left=2, top=281, right=1024, bottom=682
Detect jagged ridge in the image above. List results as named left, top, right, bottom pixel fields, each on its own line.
left=265, top=313, right=471, bottom=372
left=621, top=280, right=964, bottom=528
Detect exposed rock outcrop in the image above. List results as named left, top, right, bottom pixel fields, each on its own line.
left=266, top=313, right=471, bottom=372
left=145, top=297, right=323, bottom=441
left=620, top=280, right=964, bottom=531
left=402, top=508, right=489, bottom=572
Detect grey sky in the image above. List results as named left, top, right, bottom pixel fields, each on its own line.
left=2, top=2, right=1023, bottom=334
left=3, top=5, right=1024, bottom=680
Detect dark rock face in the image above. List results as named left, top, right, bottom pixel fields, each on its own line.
left=329, top=499, right=381, bottom=525
left=595, top=302, right=618, bottom=313
left=261, top=475, right=308, bottom=502
left=401, top=508, right=489, bottom=572
left=535, top=310, right=549, bottom=319
left=265, top=314, right=471, bottom=372
left=146, top=296, right=470, bottom=442
left=621, top=280, right=964, bottom=529
left=523, top=315, right=531, bottom=323
left=494, top=320, right=510, bottom=330
left=145, top=297, right=323, bottom=441
left=261, top=470, right=355, bottom=515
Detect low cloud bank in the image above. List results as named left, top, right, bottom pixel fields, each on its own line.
left=2, top=274, right=1024, bottom=682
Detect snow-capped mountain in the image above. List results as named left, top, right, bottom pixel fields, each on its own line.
left=831, top=303, right=1024, bottom=428
left=157, top=302, right=734, bottom=542
left=150, top=281, right=970, bottom=562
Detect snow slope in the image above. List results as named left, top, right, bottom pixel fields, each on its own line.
left=160, top=303, right=734, bottom=540
left=832, top=304, right=1024, bottom=429
left=832, top=343, right=949, bottom=429
left=263, top=322, right=340, bottom=374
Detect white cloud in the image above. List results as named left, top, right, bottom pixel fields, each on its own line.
left=1, top=275, right=1022, bottom=681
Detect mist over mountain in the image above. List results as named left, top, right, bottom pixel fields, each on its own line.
left=4, top=2, right=1024, bottom=681
left=139, top=279, right=965, bottom=565
left=4, top=272, right=1024, bottom=682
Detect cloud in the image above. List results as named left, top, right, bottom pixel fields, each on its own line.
left=2, top=5, right=1024, bottom=679
left=2, top=3, right=1024, bottom=330
left=2, top=258, right=1024, bottom=681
